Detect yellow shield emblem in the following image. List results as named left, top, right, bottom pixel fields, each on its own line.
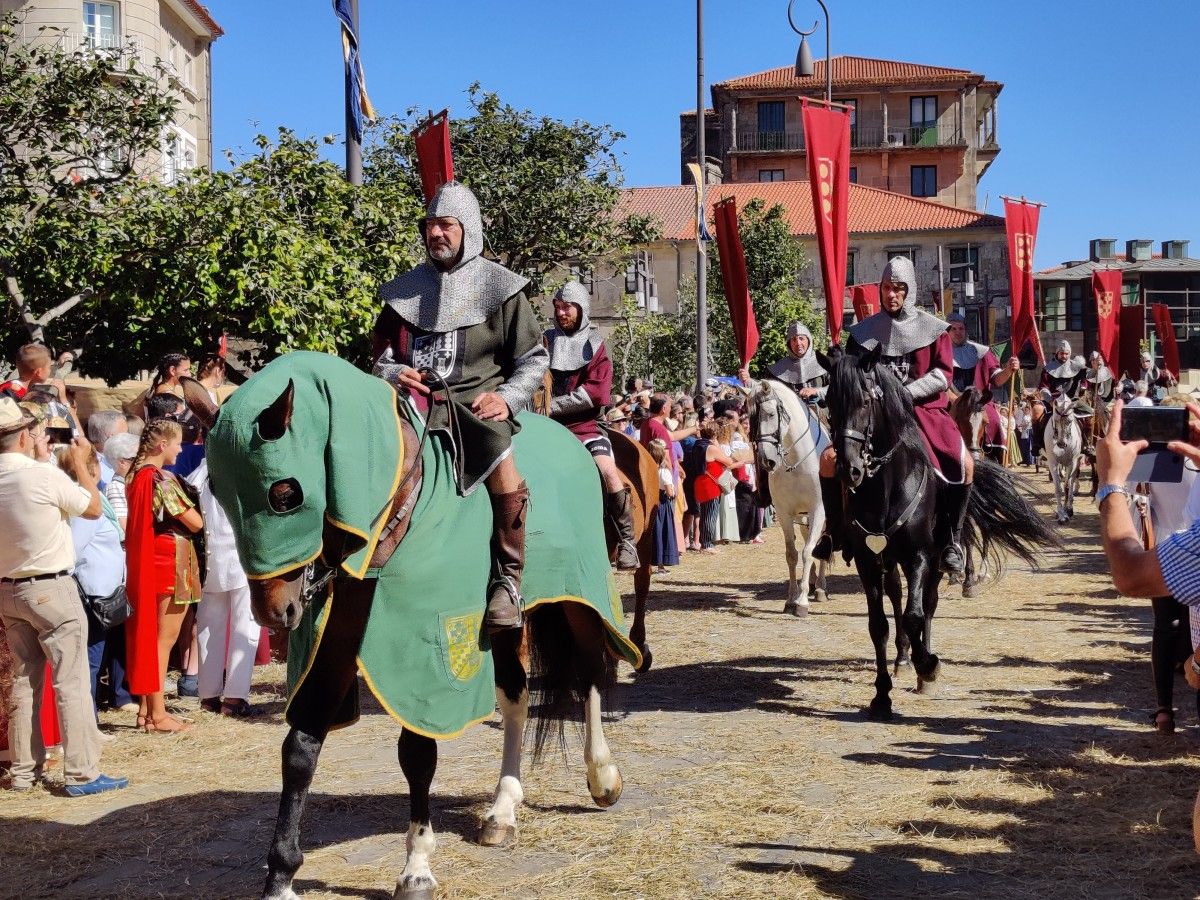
left=1097, top=290, right=1113, bottom=319
left=444, top=613, right=484, bottom=683
left=817, top=157, right=835, bottom=225
left=1014, top=233, right=1035, bottom=273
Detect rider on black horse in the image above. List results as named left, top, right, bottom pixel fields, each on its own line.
left=371, top=180, right=550, bottom=634
left=835, top=256, right=973, bottom=575
left=544, top=281, right=639, bottom=570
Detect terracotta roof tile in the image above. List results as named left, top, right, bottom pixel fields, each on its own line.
left=715, top=55, right=985, bottom=91
left=182, top=1, right=223, bottom=38
left=618, top=181, right=1004, bottom=241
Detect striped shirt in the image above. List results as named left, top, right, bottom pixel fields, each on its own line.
left=105, top=475, right=127, bottom=523
left=1156, top=522, right=1200, bottom=605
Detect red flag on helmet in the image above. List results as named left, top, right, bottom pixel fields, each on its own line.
left=413, top=110, right=454, bottom=204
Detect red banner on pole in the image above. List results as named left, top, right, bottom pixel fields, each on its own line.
left=713, top=197, right=759, bottom=368
left=850, top=283, right=880, bottom=322
left=1152, top=303, right=1181, bottom=380
left=1003, top=198, right=1044, bottom=363
left=1091, top=269, right=1121, bottom=372
left=1119, top=304, right=1144, bottom=380
left=801, top=99, right=851, bottom=345
left=413, top=110, right=454, bottom=204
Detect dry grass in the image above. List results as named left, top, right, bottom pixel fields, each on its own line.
left=2, top=475, right=1200, bottom=899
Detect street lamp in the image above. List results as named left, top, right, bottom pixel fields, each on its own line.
left=788, top=0, right=831, bottom=105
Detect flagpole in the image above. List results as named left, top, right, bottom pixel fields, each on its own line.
left=345, top=0, right=362, bottom=186
left=695, top=0, right=708, bottom=395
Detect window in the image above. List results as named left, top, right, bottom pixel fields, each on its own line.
left=1067, top=281, right=1085, bottom=331
left=948, top=246, right=979, bottom=283
left=82, top=2, right=119, bottom=49
left=757, top=100, right=785, bottom=150
left=886, top=247, right=917, bottom=263
left=909, top=96, right=938, bottom=146
left=846, top=251, right=856, bottom=286
left=838, top=98, right=858, bottom=145
left=849, top=166, right=858, bottom=184
left=161, top=127, right=198, bottom=184
left=758, top=169, right=785, bottom=183
left=1040, top=284, right=1066, bottom=332
left=911, top=165, right=937, bottom=198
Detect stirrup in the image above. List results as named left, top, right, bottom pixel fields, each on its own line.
left=485, top=577, right=524, bottom=632
left=615, top=539, right=640, bottom=571
left=940, top=543, right=965, bottom=575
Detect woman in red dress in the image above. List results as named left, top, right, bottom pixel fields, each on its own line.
left=692, top=420, right=736, bottom=555
left=125, top=418, right=203, bottom=733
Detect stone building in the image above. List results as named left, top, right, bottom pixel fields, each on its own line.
left=584, top=180, right=1008, bottom=344
left=3, top=0, right=223, bottom=176
left=681, top=55, right=1001, bottom=211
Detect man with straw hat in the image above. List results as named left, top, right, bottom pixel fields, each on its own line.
left=0, top=397, right=127, bottom=796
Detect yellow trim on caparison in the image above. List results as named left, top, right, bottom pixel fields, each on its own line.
left=282, top=579, right=335, bottom=720
left=356, top=656, right=495, bottom=741
left=522, top=595, right=643, bottom=670
left=329, top=393, right=408, bottom=581
left=245, top=546, right=323, bottom=582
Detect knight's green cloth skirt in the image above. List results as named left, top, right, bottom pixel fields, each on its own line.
left=286, top=409, right=641, bottom=738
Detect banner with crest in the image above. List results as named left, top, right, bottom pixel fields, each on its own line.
left=1091, top=269, right=1122, bottom=371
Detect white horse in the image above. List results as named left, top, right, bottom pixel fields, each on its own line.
left=748, top=379, right=829, bottom=617
left=1044, top=393, right=1083, bottom=524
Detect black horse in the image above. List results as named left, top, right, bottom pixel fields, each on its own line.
left=823, top=345, right=1058, bottom=719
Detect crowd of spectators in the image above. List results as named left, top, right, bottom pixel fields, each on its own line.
left=0, top=345, right=260, bottom=796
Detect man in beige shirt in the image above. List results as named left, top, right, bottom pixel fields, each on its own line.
left=0, top=397, right=127, bottom=796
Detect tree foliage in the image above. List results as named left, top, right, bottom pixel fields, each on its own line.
left=365, top=84, right=658, bottom=296
left=0, top=11, right=177, bottom=348
left=611, top=199, right=824, bottom=392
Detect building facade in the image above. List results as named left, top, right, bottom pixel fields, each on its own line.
left=681, top=56, right=1001, bottom=211
left=1035, top=239, right=1200, bottom=381
left=3, top=0, right=222, bottom=176
left=580, top=181, right=1009, bottom=349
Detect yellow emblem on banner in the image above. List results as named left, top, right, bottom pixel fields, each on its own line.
left=817, top=157, right=835, bottom=224
left=444, top=613, right=484, bottom=682
left=1097, top=290, right=1114, bottom=319
left=1014, top=233, right=1035, bottom=273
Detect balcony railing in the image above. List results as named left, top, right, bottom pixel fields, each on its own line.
left=18, top=24, right=180, bottom=87
left=734, top=121, right=964, bottom=153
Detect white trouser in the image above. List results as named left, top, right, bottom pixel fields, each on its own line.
left=196, top=585, right=260, bottom=701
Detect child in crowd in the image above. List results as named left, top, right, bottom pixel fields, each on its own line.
left=647, top=439, right=679, bottom=574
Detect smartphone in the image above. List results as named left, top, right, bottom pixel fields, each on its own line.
left=45, top=427, right=72, bottom=445
left=1120, top=406, right=1189, bottom=448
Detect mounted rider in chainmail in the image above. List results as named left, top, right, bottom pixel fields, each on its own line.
left=544, top=281, right=640, bottom=570
left=371, top=181, right=549, bottom=634
left=845, top=256, right=972, bottom=575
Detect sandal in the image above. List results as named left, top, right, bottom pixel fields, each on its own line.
left=1152, top=708, right=1175, bottom=734
left=219, top=699, right=257, bottom=718
left=144, top=714, right=191, bottom=734
left=199, top=698, right=222, bottom=714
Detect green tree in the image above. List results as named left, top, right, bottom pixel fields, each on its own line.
left=70, top=130, right=422, bottom=382
left=365, top=84, right=657, bottom=296
left=611, top=199, right=824, bottom=392
left=0, top=12, right=177, bottom=348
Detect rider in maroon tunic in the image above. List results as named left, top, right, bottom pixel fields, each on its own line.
left=947, top=312, right=1021, bottom=458
left=846, top=256, right=972, bottom=574
left=544, top=282, right=639, bottom=570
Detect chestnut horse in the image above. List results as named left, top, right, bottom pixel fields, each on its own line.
left=183, top=368, right=637, bottom=900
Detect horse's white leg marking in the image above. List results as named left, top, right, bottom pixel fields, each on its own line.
left=584, top=685, right=622, bottom=807
left=480, top=687, right=526, bottom=844
left=396, top=822, right=438, bottom=897
left=780, top=512, right=801, bottom=607
left=799, top=493, right=824, bottom=605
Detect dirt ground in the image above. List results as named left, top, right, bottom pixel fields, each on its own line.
left=3, top=476, right=1200, bottom=900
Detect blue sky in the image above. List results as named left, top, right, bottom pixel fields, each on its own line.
left=206, top=0, right=1199, bottom=269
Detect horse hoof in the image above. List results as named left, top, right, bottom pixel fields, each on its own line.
left=393, top=882, right=436, bottom=900
left=813, top=589, right=828, bottom=603
left=590, top=771, right=623, bottom=808
left=783, top=601, right=808, bottom=618
left=478, top=818, right=518, bottom=848
left=893, top=655, right=910, bottom=676
left=867, top=700, right=893, bottom=721
left=919, top=658, right=942, bottom=684
left=263, top=888, right=299, bottom=900
left=635, top=644, right=653, bottom=674
left=962, top=581, right=979, bottom=599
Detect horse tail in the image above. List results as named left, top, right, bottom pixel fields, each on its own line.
left=965, top=458, right=1062, bottom=569
left=525, top=602, right=616, bottom=762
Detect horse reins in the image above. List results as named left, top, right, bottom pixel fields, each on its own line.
left=754, top=388, right=821, bottom=473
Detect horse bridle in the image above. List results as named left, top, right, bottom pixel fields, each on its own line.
left=752, top=387, right=820, bottom=473
left=298, top=368, right=447, bottom=605
left=839, top=379, right=898, bottom=483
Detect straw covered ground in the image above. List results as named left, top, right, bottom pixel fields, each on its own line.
left=3, top=477, right=1200, bottom=899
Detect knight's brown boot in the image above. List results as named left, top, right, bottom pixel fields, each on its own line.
left=486, top=482, right=529, bottom=634
left=606, top=487, right=640, bottom=570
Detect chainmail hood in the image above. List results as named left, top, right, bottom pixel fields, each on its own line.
left=768, top=321, right=826, bottom=385
left=379, top=181, right=529, bottom=332
left=847, top=256, right=948, bottom=356
left=951, top=340, right=991, bottom=372
left=545, top=281, right=604, bottom=371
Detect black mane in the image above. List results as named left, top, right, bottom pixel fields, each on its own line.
left=828, top=350, right=929, bottom=462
